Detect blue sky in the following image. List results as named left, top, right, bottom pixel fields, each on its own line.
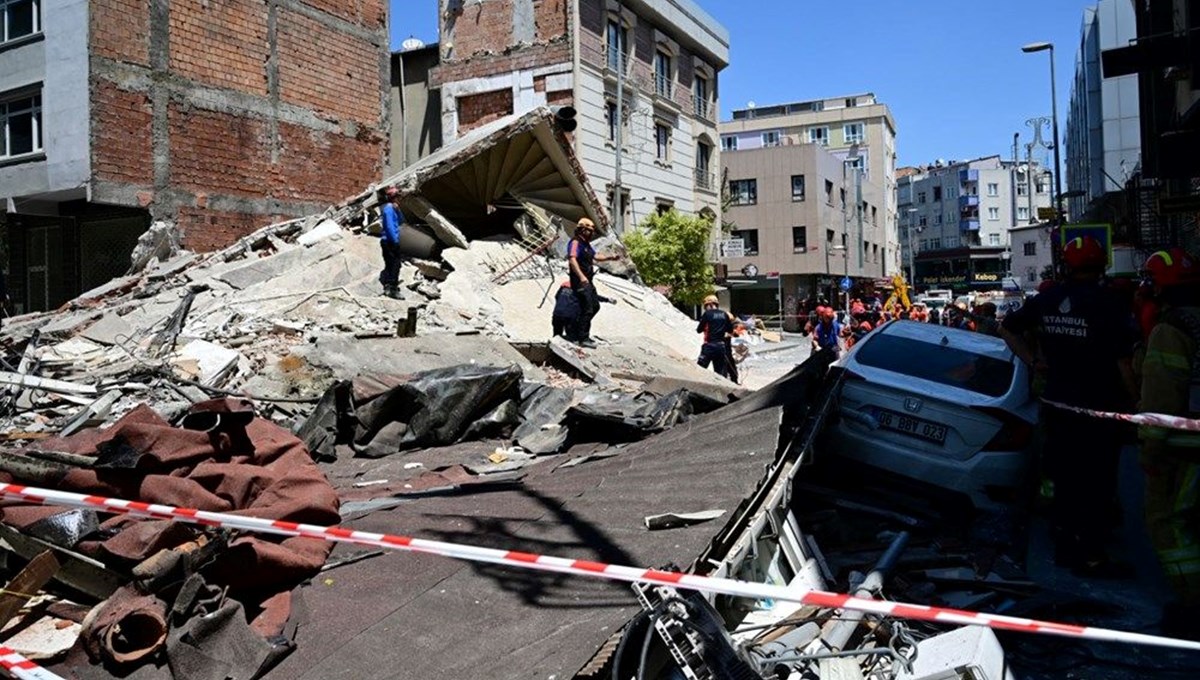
left=390, top=0, right=1088, bottom=168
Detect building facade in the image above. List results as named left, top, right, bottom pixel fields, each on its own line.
left=1008, top=223, right=1055, bottom=291
left=718, top=93, right=899, bottom=276
left=428, top=0, right=729, bottom=231
left=1101, top=0, right=1200, bottom=253
left=389, top=42, right=443, bottom=174
left=1065, top=0, right=1141, bottom=223
left=0, top=0, right=390, bottom=311
left=897, top=156, right=1052, bottom=292
left=717, top=142, right=885, bottom=320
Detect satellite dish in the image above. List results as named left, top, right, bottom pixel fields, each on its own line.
left=747, top=101, right=757, bottom=109
left=401, top=36, right=425, bottom=50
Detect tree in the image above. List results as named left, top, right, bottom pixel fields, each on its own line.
left=624, top=209, right=715, bottom=305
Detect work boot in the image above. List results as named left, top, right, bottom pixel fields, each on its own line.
left=577, top=338, right=598, bottom=349
left=386, top=285, right=404, bottom=300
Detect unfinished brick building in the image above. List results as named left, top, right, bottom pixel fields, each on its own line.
left=0, top=0, right=389, bottom=311
left=429, top=0, right=729, bottom=235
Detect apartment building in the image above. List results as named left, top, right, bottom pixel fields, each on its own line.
left=428, top=0, right=729, bottom=231
left=897, top=156, right=1052, bottom=292
left=0, top=0, right=390, bottom=312
left=718, top=143, right=885, bottom=319
left=718, top=93, right=899, bottom=273
left=1065, top=0, right=1141, bottom=223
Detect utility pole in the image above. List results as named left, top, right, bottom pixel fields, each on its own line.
left=855, top=166, right=864, bottom=271
left=1025, top=142, right=1036, bottom=225
left=611, top=2, right=625, bottom=235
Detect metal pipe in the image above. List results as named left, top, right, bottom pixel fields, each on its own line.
left=612, top=1, right=625, bottom=235
left=816, top=530, right=910, bottom=652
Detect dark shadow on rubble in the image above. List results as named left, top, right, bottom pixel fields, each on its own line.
left=422, top=486, right=637, bottom=610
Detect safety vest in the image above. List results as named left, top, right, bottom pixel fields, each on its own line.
left=1142, top=306, right=1200, bottom=448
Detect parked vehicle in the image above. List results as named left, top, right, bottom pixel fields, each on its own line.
left=825, top=320, right=1037, bottom=508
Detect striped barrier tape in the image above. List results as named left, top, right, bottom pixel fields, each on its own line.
left=2, top=484, right=1199, bottom=653
left=0, top=647, right=66, bottom=680
left=1042, top=399, right=1200, bottom=432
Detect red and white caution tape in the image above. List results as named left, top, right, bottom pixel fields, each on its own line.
left=0, top=647, right=66, bottom=680
left=3, top=484, right=1199, bottom=653
left=1042, top=399, right=1200, bottom=432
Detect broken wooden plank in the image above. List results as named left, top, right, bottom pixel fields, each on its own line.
left=0, top=551, right=61, bottom=632
left=0, top=372, right=96, bottom=397
left=0, top=525, right=122, bottom=600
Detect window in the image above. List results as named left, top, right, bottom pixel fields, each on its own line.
left=846, top=156, right=864, bottom=172
left=839, top=187, right=846, bottom=207
left=845, top=97, right=858, bottom=108
left=987, top=182, right=999, bottom=197
left=946, top=235, right=959, bottom=248
left=933, top=186, right=942, bottom=202
left=824, top=180, right=834, bottom=204
left=827, top=229, right=836, bottom=244
left=844, top=122, right=864, bottom=144
left=605, top=101, right=618, bottom=142
left=730, top=229, right=759, bottom=256
left=729, top=179, right=757, bottom=205
left=791, top=175, right=806, bottom=202
left=872, top=243, right=879, bottom=262
left=1027, top=267, right=1037, bottom=283
left=871, top=206, right=877, bottom=224
left=917, top=191, right=926, bottom=204
left=931, top=237, right=942, bottom=249
left=1023, top=242, right=1037, bottom=256
left=1017, top=206, right=1029, bottom=221
left=721, top=135, right=737, bottom=152
left=807, top=127, right=829, bottom=146
left=854, top=335, right=1016, bottom=398
left=811, top=100, right=825, bottom=112
left=694, top=75, right=709, bottom=118
left=988, top=233, right=1000, bottom=246
left=918, top=215, right=928, bottom=227
left=654, top=50, right=672, bottom=97
left=987, top=207, right=1000, bottom=220
left=1017, top=182, right=1028, bottom=196
left=792, top=227, right=807, bottom=253
left=2, top=0, right=39, bottom=42
left=606, top=20, right=628, bottom=72
left=695, top=142, right=712, bottom=190
left=762, top=130, right=781, bottom=147
left=1037, top=175, right=1049, bottom=193
left=935, top=214, right=943, bottom=225
left=1, top=88, right=42, bottom=159
left=656, top=201, right=673, bottom=215
left=654, top=122, right=671, bottom=161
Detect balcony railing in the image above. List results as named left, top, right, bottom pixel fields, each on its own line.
left=960, top=219, right=981, bottom=231
left=694, top=98, right=712, bottom=120
left=655, top=73, right=672, bottom=98
left=959, top=168, right=979, bottom=184
left=602, top=45, right=629, bottom=74
left=695, top=169, right=716, bottom=192
left=959, top=194, right=979, bottom=209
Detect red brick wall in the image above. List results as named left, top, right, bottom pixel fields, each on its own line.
left=457, top=89, right=514, bottom=135
left=277, top=10, right=382, bottom=125
left=432, top=0, right=571, bottom=85
left=547, top=90, right=573, bottom=107
left=535, top=0, right=569, bottom=41
left=176, top=208, right=287, bottom=252
left=92, top=81, right=154, bottom=185
left=168, top=104, right=273, bottom=196
left=91, top=0, right=149, bottom=66
left=274, top=122, right=384, bottom=203
left=169, top=0, right=269, bottom=96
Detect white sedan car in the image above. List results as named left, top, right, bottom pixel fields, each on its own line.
left=824, top=320, right=1038, bottom=508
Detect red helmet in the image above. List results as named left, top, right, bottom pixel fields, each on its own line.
left=1145, top=248, right=1200, bottom=287
left=1063, top=236, right=1106, bottom=271
left=1037, top=279, right=1056, bottom=294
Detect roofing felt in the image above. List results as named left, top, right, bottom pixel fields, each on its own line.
left=267, top=399, right=786, bottom=680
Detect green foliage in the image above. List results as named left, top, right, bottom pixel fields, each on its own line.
left=624, top=209, right=714, bottom=305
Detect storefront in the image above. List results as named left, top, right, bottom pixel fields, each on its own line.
left=914, top=247, right=1008, bottom=292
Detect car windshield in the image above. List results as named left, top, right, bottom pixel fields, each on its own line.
left=855, top=334, right=1015, bottom=398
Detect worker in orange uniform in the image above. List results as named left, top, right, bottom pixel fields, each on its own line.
left=1138, top=248, right=1200, bottom=638
left=1001, top=236, right=1139, bottom=578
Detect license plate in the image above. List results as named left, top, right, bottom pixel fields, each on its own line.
left=873, top=408, right=948, bottom=445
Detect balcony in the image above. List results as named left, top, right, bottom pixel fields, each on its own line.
left=958, top=195, right=979, bottom=209
left=694, top=169, right=716, bottom=192
left=601, top=45, right=629, bottom=76
left=960, top=219, right=981, bottom=231
left=959, top=168, right=979, bottom=184
left=693, top=98, right=713, bottom=121
left=655, top=73, right=673, bottom=99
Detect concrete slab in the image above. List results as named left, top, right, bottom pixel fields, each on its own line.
left=216, top=240, right=342, bottom=290
left=291, top=333, right=546, bottom=383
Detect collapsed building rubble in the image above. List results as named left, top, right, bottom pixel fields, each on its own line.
left=0, top=106, right=1178, bottom=679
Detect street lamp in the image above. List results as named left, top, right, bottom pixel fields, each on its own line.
left=1022, top=41, right=1063, bottom=234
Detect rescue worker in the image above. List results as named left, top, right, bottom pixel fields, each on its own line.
left=811, top=306, right=842, bottom=357
left=1138, top=248, right=1200, bottom=637
left=696, top=295, right=733, bottom=380
left=378, top=187, right=406, bottom=299
left=567, top=218, right=618, bottom=348
left=843, top=319, right=872, bottom=350
left=1000, top=236, right=1139, bottom=578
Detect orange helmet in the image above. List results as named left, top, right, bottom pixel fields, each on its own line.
left=1145, top=248, right=1200, bottom=288
left=819, top=307, right=835, bottom=320
left=1063, top=236, right=1106, bottom=271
